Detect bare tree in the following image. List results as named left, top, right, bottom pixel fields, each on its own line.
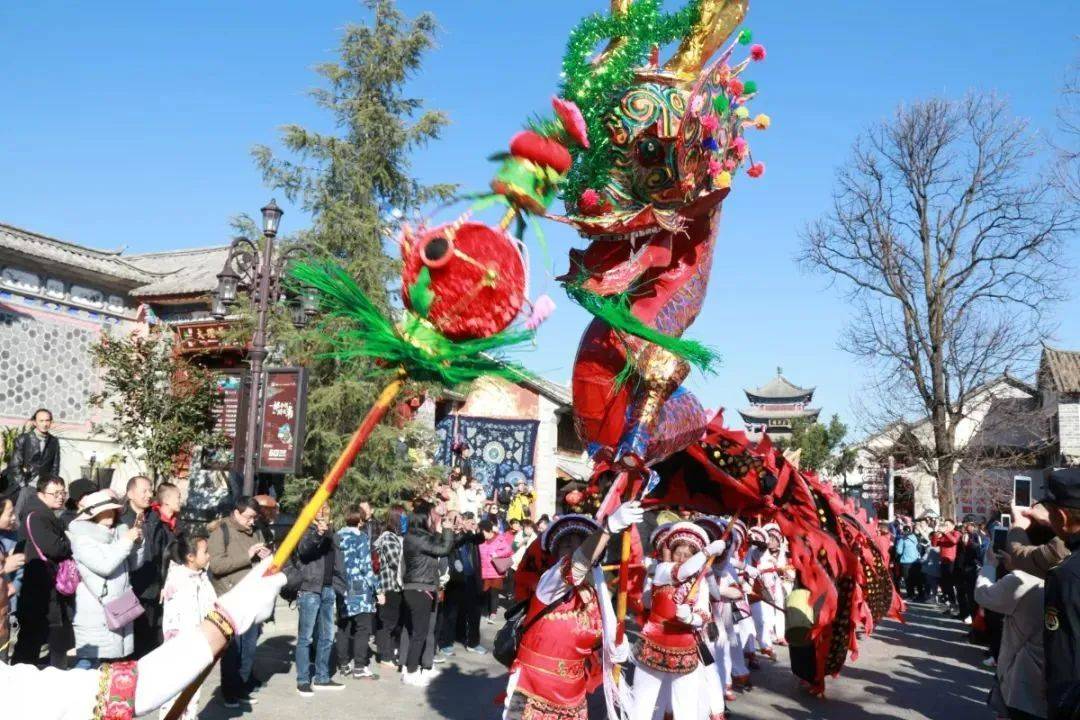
left=801, top=93, right=1075, bottom=519
left=1054, top=58, right=1080, bottom=204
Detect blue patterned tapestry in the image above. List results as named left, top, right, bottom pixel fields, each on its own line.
left=435, top=415, right=539, bottom=496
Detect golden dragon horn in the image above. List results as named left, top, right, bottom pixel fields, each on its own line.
left=593, top=0, right=632, bottom=67
left=664, top=0, right=749, bottom=78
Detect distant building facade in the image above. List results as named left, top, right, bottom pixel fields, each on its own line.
left=738, top=369, right=820, bottom=442
left=0, top=221, right=233, bottom=486
left=431, top=375, right=589, bottom=519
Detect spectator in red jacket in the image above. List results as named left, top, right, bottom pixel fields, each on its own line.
left=932, top=520, right=962, bottom=614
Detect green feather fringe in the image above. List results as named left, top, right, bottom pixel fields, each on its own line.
left=564, top=283, right=720, bottom=375
left=408, top=266, right=434, bottom=319
left=290, top=261, right=536, bottom=387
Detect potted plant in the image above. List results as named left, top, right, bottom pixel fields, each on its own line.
left=95, top=452, right=125, bottom=489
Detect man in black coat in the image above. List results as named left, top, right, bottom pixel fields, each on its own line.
left=12, top=475, right=73, bottom=667
left=8, top=409, right=61, bottom=518
left=120, top=476, right=177, bottom=658
left=293, top=503, right=346, bottom=695
left=439, top=512, right=485, bottom=655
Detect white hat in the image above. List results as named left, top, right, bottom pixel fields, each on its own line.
left=660, top=521, right=709, bottom=554
left=77, top=490, right=123, bottom=519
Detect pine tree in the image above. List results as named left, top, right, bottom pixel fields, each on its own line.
left=251, top=0, right=453, bottom=511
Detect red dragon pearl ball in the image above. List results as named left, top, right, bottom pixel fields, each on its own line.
left=401, top=221, right=527, bottom=341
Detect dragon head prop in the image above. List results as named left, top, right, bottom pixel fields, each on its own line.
left=554, top=0, right=769, bottom=295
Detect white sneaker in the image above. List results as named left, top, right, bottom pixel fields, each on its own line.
left=981, top=657, right=996, bottom=668
left=401, top=669, right=431, bottom=688
left=422, top=667, right=442, bottom=680
left=963, top=616, right=973, bottom=625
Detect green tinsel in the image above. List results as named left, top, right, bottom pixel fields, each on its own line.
left=564, top=282, right=720, bottom=375
left=559, top=0, right=702, bottom=206
left=290, top=261, right=535, bottom=387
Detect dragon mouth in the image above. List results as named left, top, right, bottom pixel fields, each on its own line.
left=554, top=187, right=727, bottom=295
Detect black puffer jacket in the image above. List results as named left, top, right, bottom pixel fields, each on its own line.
left=402, top=526, right=454, bottom=592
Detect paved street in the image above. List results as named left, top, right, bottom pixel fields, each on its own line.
left=197, top=600, right=994, bottom=720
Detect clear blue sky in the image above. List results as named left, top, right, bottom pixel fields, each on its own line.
left=1, top=1, right=1077, bottom=436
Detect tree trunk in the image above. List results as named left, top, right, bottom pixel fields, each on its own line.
left=935, top=460, right=956, bottom=520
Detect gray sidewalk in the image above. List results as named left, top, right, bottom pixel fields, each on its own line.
left=195, top=600, right=993, bottom=719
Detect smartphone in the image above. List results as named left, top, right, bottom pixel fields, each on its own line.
left=1000, top=514, right=1011, bottom=528
left=992, top=527, right=1009, bottom=553
left=1014, top=477, right=1032, bottom=507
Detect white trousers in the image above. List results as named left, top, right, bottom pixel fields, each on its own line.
left=631, top=664, right=705, bottom=720
left=751, top=601, right=773, bottom=650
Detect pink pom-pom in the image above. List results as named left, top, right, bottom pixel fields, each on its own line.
left=525, top=294, right=556, bottom=330
left=747, top=162, right=765, bottom=178
left=708, top=158, right=724, bottom=177
left=731, top=136, right=749, bottom=159
left=723, top=157, right=738, bottom=171
left=727, top=78, right=744, bottom=96
left=700, top=114, right=720, bottom=134
left=579, top=188, right=600, bottom=212
left=750, top=44, right=766, bottom=61
left=552, top=96, right=589, bottom=148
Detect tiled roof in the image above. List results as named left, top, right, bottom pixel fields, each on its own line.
left=126, top=246, right=232, bottom=297
left=521, top=375, right=573, bottom=406
left=0, top=222, right=155, bottom=283
left=744, top=371, right=815, bottom=400
left=1040, top=345, right=1080, bottom=394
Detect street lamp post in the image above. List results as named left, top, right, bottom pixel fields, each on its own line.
left=212, top=200, right=315, bottom=496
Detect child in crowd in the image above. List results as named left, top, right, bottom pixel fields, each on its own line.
left=159, top=532, right=216, bottom=720
left=336, top=505, right=382, bottom=679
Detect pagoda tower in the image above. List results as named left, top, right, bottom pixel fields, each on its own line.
left=739, top=367, right=821, bottom=441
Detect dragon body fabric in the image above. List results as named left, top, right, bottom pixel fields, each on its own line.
left=412, top=0, right=902, bottom=693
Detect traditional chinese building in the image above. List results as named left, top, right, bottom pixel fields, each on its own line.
left=429, top=375, right=589, bottom=519
left=0, top=221, right=233, bottom=487
left=738, top=368, right=820, bottom=441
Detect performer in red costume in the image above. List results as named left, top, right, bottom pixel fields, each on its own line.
left=631, top=521, right=727, bottom=720
left=503, top=501, right=642, bottom=720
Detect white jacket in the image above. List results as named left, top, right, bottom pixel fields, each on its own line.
left=67, top=519, right=143, bottom=660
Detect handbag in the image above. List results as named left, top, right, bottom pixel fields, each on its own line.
left=96, top=587, right=145, bottom=632
left=26, top=511, right=80, bottom=596
left=492, top=554, right=513, bottom=576
left=493, top=588, right=573, bottom=669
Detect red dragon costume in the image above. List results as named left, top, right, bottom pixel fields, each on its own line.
left=394, top=0, right=901, bottom=697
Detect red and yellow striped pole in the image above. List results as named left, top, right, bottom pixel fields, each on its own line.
left=164, top=372, right=405, bottom=720
left=269, top=372, right=405, bottom=573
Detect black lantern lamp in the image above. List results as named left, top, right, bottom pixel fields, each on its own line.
left=300, top=286, right=319, bottom=316
left=215, top=266, right=241, bottom=304
left=261, top=199, right=283, bottom=237
left=211, top=292, right=228, bottom=320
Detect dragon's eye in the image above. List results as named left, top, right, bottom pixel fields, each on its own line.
left=419, top=236, right=453, bottom=268
left=637, top=137, right=665, bottom=166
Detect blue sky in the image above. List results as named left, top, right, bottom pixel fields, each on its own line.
left=1, top=1, right=1077, bottom=436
